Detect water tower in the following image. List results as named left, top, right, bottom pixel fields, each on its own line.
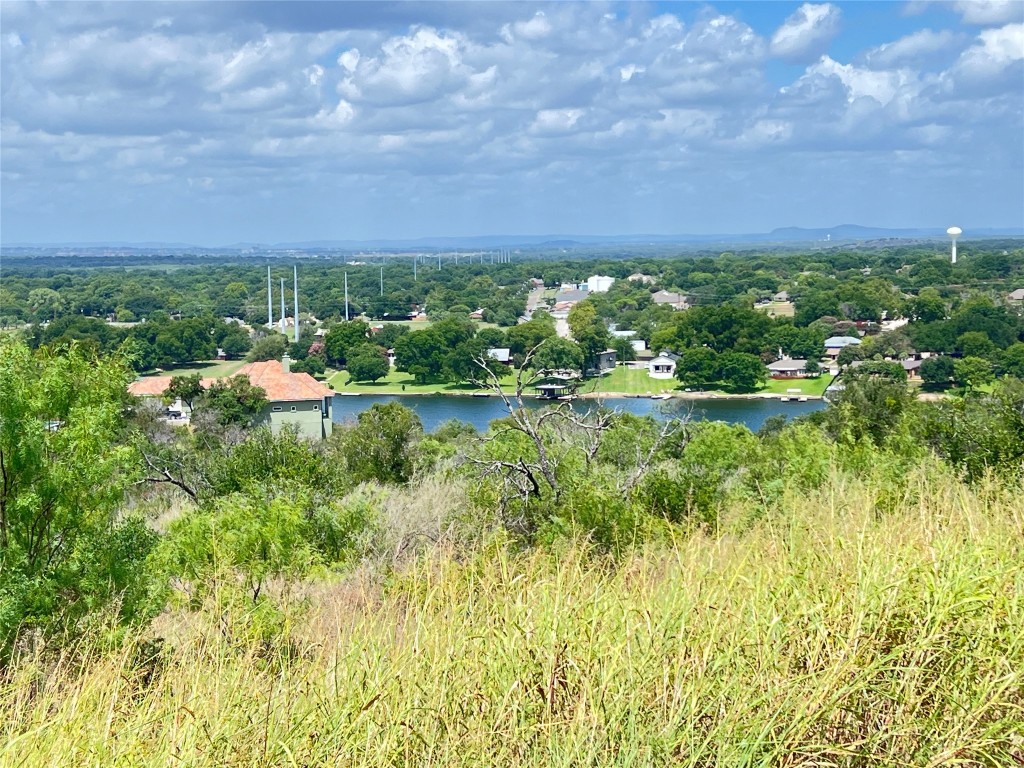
left=947, top=226, right=961, bottom=264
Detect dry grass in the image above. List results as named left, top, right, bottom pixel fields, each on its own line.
left=2, top=469, right=1023, bottom=767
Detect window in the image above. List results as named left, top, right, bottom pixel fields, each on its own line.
left=290, top=406, right=296, bottom=412
left=313, top=405, right=319, bottom=411
left=272, top=406, right=282, bottom=412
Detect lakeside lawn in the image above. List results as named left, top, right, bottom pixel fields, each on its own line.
left=327, top=366, right=519, bottom=394
left=140, top=359, right=247, bottom=379
left=588, top=365, right=835, bottom=398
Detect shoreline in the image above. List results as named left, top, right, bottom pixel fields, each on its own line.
left=330, top=388, right=826, bottom=402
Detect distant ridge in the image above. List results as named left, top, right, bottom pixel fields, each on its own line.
left=4, top=225, right=1022, bottom=251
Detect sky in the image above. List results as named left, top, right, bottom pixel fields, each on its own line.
left=1, top=0, right=1022, bottom=245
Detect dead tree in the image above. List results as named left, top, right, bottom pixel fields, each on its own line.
left=463, top=343, right=690, bottom=532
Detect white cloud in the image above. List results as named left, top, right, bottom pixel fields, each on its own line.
left=0, top=1, right=1020, bottom=242
left=864, top=29, right=957, bottom=67
left=953, top=1, right=1023, bottom=25
left=944, top=22, right=1024, bottom=90
left=807, top=55, right=918, bottom=105
left=500, top=11, right=552, bottom=43
left=770, top=3, right=842, bottom=62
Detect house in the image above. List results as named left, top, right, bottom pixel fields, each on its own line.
left=901, top=357, right=923, bottom=380
left=773, top=290, right=790, bottom=302
left=767, top=358, right=812, bottom=378
left=595, top=349, right=617, bottom=373
left=487, top=348, right=512, bottom=364
left=586, top=275, right=615, bottom=293
left=238, top=359, right=334, bottom=439
left=627, top=273, right=655, bottom=285
left=823, top=335, right=861, bottom=360
left=652, top=290, right=689, bottom=310
left=1008, top=288, right=1024, bottom=303
left=127, top=357, right=334, bottom=439
left=553, top=288, right=589, bottom=304
left=648, top=354, right=677, bottom=379
left=468, top=308, right=485, bottom=320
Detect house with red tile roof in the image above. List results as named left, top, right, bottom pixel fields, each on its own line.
left=128, top=357, right=333, bottom=439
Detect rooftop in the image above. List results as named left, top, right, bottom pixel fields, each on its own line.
left=128, top=359, right=332, bottom=403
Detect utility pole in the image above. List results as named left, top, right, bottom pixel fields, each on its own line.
left=413, top=255, right=417, bottom=281
left=293, top=265, right=299, bottom=343
left=380, top=266, right=384, bottom=296
left=279, top=278, right=285, bottom=334
left=267, top=266, right=273, bottom=329
left=437, top=252, right=441, bottom=270
left=344, top=272, right=349, bottom=321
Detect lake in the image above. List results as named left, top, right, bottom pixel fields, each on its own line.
left=331, top=394, right=825, bottom=433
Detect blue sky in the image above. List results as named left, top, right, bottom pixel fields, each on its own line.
left=1, top=1, right=1021, bottom=245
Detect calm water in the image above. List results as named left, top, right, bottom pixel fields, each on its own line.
left=331, top=394, right=825, bottom=433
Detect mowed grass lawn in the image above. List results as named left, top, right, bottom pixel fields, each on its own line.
left=141, top=359, right=247, bottom=379
left=327, top=366, right=519, bottom=394
left=589, top=365, right=834, bottom=397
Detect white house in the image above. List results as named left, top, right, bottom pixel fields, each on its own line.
left=648, top=354, right=677, bottom=379
left=586, top=275, right=615, bottom=293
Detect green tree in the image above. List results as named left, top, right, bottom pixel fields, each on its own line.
left=920, top=356, right=955, bottom=390
left=567, top=302, right=610, bottom=374
left=529, top=337, right=585, bottom=373
left=911, top=288, right=946, bottom=323
left=346, top=345, right=390, bottom=383
left=675, top=347, right=719, bottom=388
left=0, top=338, right=160, bottom=656
left=220, top=329, right=252, bottom=359
left=953, top=356, right=994, bottom=391
left=999, top=343, right=1024, bottom=379
left=716, top=352, right=767, bottom=392
left=197, top=375, right=268, bottom=426
left=246, top=334, right=287, bottom=362
left=341, top=402, right=422, bottom=484
left=165, top=373, right=204, bottom=410
left=160, top=489, right=318, bottom=604
left=324, top=321, right=370, bottom=365
left=394, top=329, right=447, bottom=383
left=956, top=331, right=997, bottom=361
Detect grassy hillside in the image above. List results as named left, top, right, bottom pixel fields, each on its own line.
left=3, top=469, right=1022, bottom=766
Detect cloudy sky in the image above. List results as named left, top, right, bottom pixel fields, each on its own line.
left=1, top=1, right=1022, bottom=245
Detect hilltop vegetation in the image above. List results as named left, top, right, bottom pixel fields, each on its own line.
left=2, top=329, right=1024, bottom=763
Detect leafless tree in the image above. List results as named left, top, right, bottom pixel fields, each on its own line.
left=463, top=343, right=689, bottom=533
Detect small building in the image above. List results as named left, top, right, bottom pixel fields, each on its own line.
left=824, top=335, right=862, bottom=360
left=652, top=290, right=689, bottom=310
left=627, top=273, right=655, bottom=285
left=533, top=371, right=581, bottom=399
left=596, top=349, right=617, bottom=372
left=586, top=275, right=615, bottom=293
left=648, top=354, right=677, bottom=379
left=1007, top=288, right=1024, bottom=303
left=468, top=308, right=485, bottom=320
left=554, top=288, right=590, bottom=304
left=773, top=290, right=790, bottom=302
left=487, top=348, right=512, bottom=364
left=767, top=358, right=812, bottom=378
left=901, top=357, right=923, bottom=380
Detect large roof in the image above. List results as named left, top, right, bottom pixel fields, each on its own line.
left=234, top=361, right=333, bottom=402
left=128, top=360, right=331, bottom=403
left=824, top=336, right=862, bottom=348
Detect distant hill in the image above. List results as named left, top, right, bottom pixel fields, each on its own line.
left=4, top=225, right=1022, bottom=252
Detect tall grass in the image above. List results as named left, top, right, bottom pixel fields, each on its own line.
left=2, top=468, right=1022, bottom=766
